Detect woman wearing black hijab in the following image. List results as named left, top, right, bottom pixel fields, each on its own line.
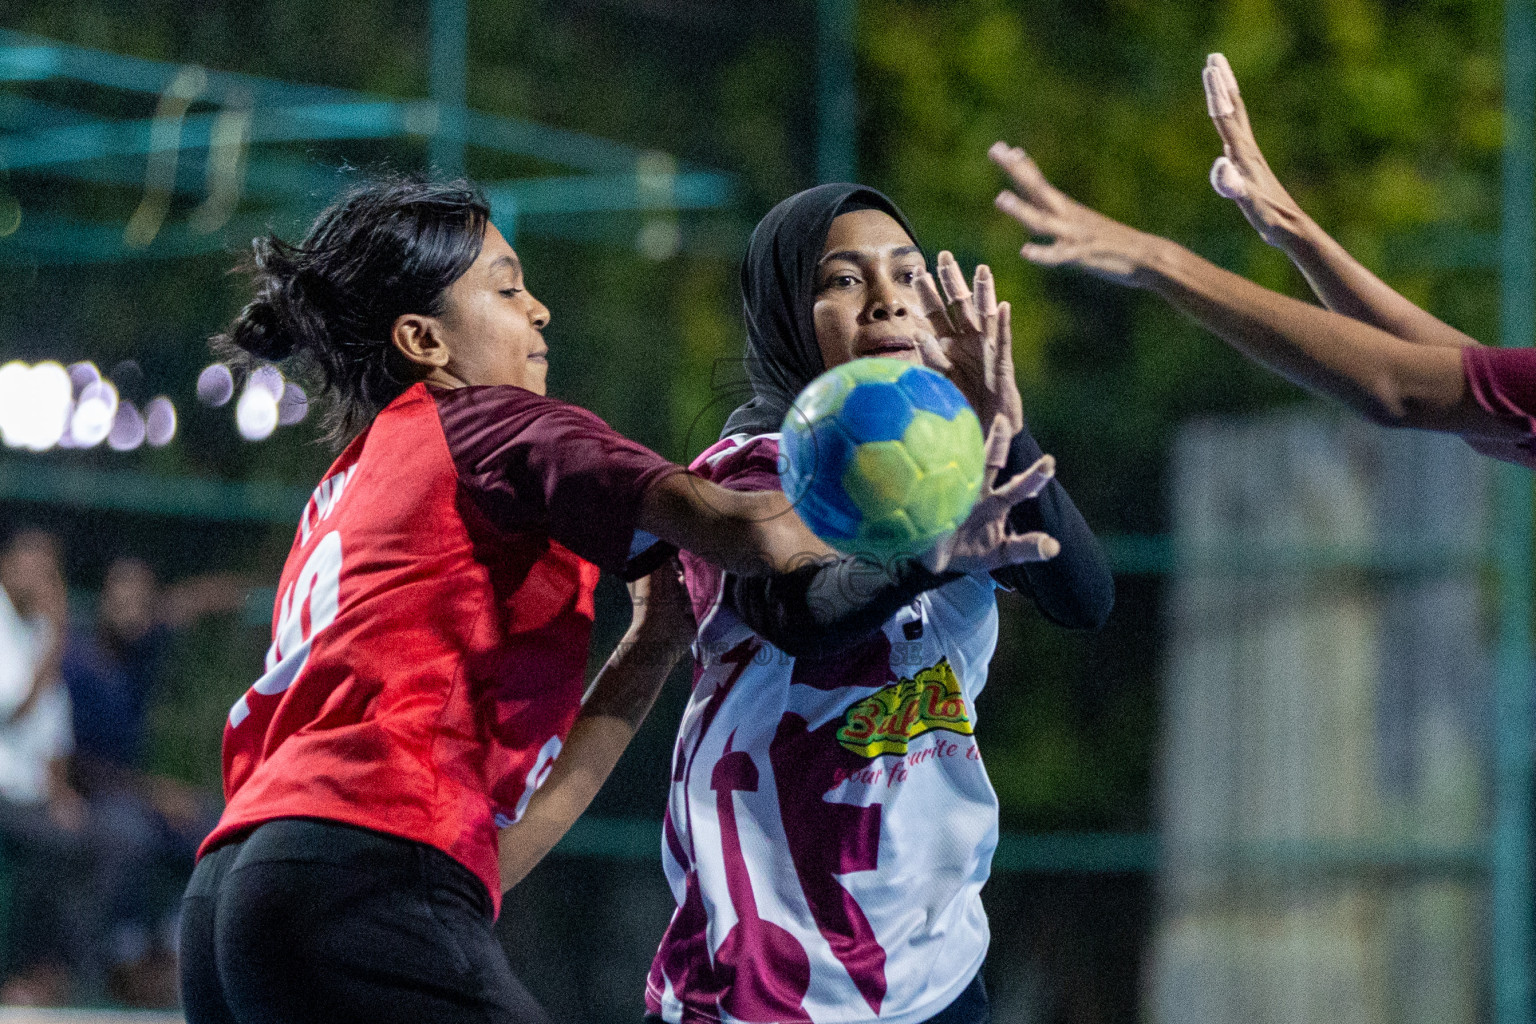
left=644, top=185, right=1114, bottom=1024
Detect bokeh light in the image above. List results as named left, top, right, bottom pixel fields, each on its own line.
left=248, top=364, right=284, bottom=400
left=235, top=383, right=278, bottom=441
left=108, top=400, right=146, bottom=451
left=0, top=361, right=73, bottom=452
left=277, top=382, right=308, bottom=426
left=145, top=396, right=177, bottom=447
left=196, top=363, right=235, bottom=407
left=67, top=360, right=100, bottom=395
left=70, top=378, right=120, bottom=448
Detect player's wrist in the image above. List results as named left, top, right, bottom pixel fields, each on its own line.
left=620, top=619, right=692, bottom=664
left=1268, top=206, right=1325, bottom=257
left=1130, top=234, right=1192, bottom=290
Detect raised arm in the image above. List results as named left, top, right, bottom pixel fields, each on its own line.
left=497, top=561, right=694, bottom=891
left=987, top=142, right=1530, bottom=445
left=1201, top=53, right=1478, bottom=350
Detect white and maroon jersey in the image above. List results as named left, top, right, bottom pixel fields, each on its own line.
left=646, top=433, right=1001, bottom=1024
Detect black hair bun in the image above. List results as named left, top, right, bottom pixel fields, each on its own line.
left=229, top=296, right=298, bottom=361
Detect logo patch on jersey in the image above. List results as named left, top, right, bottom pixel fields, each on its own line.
left=836, top=657, right=972, bottom=758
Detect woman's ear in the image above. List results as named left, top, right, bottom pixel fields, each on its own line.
left=391, top=313, right=450, bottom=368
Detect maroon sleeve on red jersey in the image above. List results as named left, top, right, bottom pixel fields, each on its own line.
left=1464, top=345, right=1536, bottom=438
left=432, top=385, right=683, bottom=573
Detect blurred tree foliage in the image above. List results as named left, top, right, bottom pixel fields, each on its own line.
left=0, top=1, right=1507, bottom=828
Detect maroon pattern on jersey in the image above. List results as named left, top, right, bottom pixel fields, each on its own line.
left=200, top=383, right=678, bottom=912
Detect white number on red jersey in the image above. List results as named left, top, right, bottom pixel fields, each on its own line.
left=229, top=530, right=343, bottom=727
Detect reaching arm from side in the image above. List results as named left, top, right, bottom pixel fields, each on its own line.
left=497, top=562, right=694, bottom=891
left=1200, top=53, right=1478, bottom=351
left=988, top=143, right=1532, bottom=444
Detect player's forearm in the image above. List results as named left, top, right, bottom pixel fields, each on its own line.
left=727, top=556, right=958, bottom=659
left=990, top=431, right=1113, bottom=630
left=638, top=474, right=834, bottom=576
left=1139, top=239, right=1478, bottom=430
left=1275, top=217, right=1480, bottom=350
left=498, top=628, right=686, bottom=891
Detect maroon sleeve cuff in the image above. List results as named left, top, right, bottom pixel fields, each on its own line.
left=1463, top=345, right=1536, bottom=438
left=433, top=385, right=683, bottom=574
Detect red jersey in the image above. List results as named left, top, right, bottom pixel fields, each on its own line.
left=200, top=382, right=680, bottom=911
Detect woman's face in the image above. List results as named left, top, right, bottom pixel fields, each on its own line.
left=430, top=224, right=553, bottom=395
left=812, top=209, right=930, bottom=369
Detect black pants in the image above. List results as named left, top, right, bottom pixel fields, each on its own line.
left=642, top=966, right=989, bottom=1024
left=179, top=818, right=550, bottom=1024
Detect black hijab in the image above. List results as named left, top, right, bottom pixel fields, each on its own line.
left=720, top=183, right=923, bottom=439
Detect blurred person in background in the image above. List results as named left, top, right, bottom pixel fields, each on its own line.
left=0, top=529, right=84, bottom=1006
left=643, top=185, right=1112, bottom=1024
left=988, top=54, right=1536, bottom=464
left=60, top=556, right=248, bottom=1006
left=180, top=176, right=1051, bottom=1024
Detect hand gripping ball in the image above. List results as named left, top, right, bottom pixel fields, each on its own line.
left=779, top=358, right=986, bottom=561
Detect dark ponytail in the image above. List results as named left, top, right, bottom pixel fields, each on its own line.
left=215, top=176, right=490, bottom=446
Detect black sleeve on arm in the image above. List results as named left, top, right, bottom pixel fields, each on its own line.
left=990, top=427, right=1115, bottom=630
left=724, top=558, right=960, bottom=660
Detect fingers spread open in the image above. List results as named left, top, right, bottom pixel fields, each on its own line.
left=974, top=264, right=998, bottom=320
left=991, top=453, right=1056, bottom=507
left=916, top=271, right=956, bottom=334
left=1020, top=241, right=1072, bottom=267
left=988, top=143, right=1065, bottom=213
left=982, top=413, right=1014, bottom=474
left=998, top=531, right=1060, bottom=564
left=916, top=331, right=953, bottom=371
left=994, top=300, right=1015, bottom=394
left=995, top=191, right=1058, bottom=237
left=937, top=251, right=981, bottom=333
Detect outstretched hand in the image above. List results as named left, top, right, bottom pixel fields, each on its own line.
left=911, top=252, right=1025, bottom=433
left=921, top=414, right=1060, bottom=576
left=1203, top=53, right=1307, bottom=248
left=988, top=142, right=1158, bottom=287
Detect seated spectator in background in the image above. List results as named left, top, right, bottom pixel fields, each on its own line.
left=0, top=529, right=84, bottom=1007
left=61, top=556, right=248, bottom=1007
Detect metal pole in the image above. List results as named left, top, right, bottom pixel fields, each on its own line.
left=815, top=0, right=855, bottom=184
left=1494, top=2, right=1536, bottom=1021
left=430, top=0, right=467, bottom=176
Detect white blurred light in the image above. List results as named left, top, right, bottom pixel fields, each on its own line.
left=248, top=364, right=284, bottom=400
left=70, top=379, right=120, bottom=448
left=0, top=362, right=29, bottom=448
left=277, top=382, right=308, bottom=426
left=236, top=384, right=278, bottom=441
left=67, top=361, right=100, bottom=396
left=18, top=363, right=71, bottom=451
left=108, top=401, right=146, bottom=451
left=145, top=397, right=177, bottom=447
left=0, top=362, right=72, bottom=452
left=196, top=363, right=235, bottom=407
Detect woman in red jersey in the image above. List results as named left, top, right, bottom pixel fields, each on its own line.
left=988, top=54, right=1536, bottom=463
left=178, top=177, right=1061, bottom=1024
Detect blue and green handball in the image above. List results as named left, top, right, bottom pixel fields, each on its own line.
left=779, top=358, right=987, bottom=561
